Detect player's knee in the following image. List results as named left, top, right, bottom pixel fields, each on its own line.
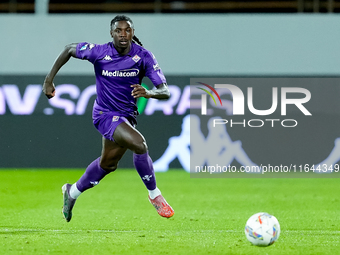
left=100, top=159, right=118, bottom=173
left=132, top=141, right=148, bottom=154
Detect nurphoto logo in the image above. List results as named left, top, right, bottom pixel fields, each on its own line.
left=197, top=83, right=312, bottom=128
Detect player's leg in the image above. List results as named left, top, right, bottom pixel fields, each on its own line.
left=113, top=122, right=174, bottom=218
left=75, top=137, right=127, bottom=192
left=62, top=138, right=127, bottom=222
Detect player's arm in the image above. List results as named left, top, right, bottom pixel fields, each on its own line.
left=43, top=43, right=78, bottom=99
left=131, top=83, right=170, bottom=99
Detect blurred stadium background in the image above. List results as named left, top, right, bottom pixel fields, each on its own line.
left=1, top=0, right=340, bottom=170
left=2, top=4, right=340, bottom=254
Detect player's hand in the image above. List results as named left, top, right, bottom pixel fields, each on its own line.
left=131, top=84, right=151, bottom=99
left=43, top=81, right=56, bottom=99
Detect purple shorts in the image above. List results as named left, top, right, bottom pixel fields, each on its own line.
left=93, top=111, right=136, bottom=142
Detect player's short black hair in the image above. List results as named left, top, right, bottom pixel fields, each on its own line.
left=110, top=15, right=143, bottom=47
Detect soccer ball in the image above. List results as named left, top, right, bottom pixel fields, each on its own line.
left=244, top=212, right=280, bottom=246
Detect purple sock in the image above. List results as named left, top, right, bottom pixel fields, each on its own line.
left=133, top=152, right=156, bottom=190
left=76, top=157, right=108, bottom=192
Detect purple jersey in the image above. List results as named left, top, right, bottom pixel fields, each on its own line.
left=75, top=42, right=166, bottom=120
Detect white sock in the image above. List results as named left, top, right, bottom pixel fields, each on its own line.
left=148, top=187, right=161, bottom=199
left=69, top=183, right=82, bottom=199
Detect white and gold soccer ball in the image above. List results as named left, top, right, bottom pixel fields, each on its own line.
left=244, top=212, right=280, bottom=246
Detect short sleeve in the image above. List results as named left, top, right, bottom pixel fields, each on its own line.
left=75, top=42, right=102, bottom=63
left=143, top=51, right=167, bottom=87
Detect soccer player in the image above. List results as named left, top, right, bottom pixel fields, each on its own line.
left=42, top=15, right=174, bottom=222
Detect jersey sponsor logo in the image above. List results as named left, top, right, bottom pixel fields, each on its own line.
left=103, top=55, right=112, bottom=61
left=102, top=69, right=139, bottom=77
left=132, top=54, right=141, bottom=63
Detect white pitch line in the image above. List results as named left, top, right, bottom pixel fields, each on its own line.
left=1, top=229, right=339, bottom=234
left=0, top=229, right=239, bottom=233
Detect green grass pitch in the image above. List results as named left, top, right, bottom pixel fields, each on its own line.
left=0, top=169, right=339, bottom=254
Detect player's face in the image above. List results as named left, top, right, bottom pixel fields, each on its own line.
left=111, top=21, right=134, bottom=50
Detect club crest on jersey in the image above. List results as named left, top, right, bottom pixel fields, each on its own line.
left=89, top=43, right=95, bottom=50
left=132, top=54, right=141, bottom=63
left=112, top=116, right=119, bottom=122
left=103, top=55, right=112, bottom=61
